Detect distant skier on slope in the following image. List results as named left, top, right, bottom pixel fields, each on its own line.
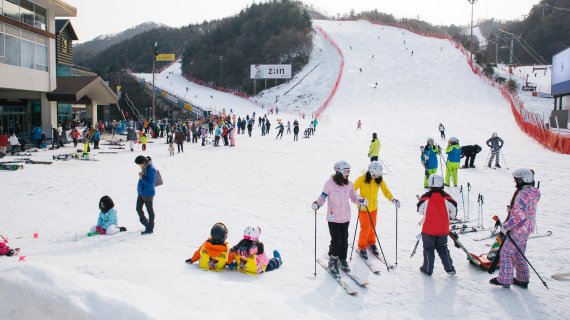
left=357, top=120, right=362, bottom=130
left=368, top=132, right=380, bottom=162
left=486, top=132, right=504, bottom=168
left=490, top=169, right=540, bottom=288
left=438, top=123, right=445, bottom=139
left=417, top=175, right=457, bottom=276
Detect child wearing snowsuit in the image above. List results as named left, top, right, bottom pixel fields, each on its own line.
left=368, top=133, right=380, bottom=162
left=90, top=195, right=126, bottom=235
left=486, top=132, right=504, bottom=168
left=354, top=161, right=400, bottom=259
left=445, top=137, right=461, bottom=187
left=186, top=223, right=235, bottom=271
left=141, top=134, right=148, bottom=151
left=312, top=161, right=364, bottom=276
left=230, top=226, right=282, bottom=274
left=82, top=129, right=90, bottom=153
left=417, top=175, right=457, bottom=276
left=421, top=138, right=440, bottom=188
left=490, top=168, right=540, bottom=288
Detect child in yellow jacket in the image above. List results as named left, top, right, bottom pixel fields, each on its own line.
left=353, top=161, right=400, bottom=259
left=185, top=223, right=235, bottom=271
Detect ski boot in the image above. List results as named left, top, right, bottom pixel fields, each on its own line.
left=369, top=244, right=380, bottom=257
left=339, top=259, right=350, bottom=272
left=273, top=250, right=283, bottom=266
left=513, top=278, right=528, bottom=288
left=419, top=266, right=431, bottom=276
left=358, top=249, right=368, bottom=260
left=328, top=255, right=340, bottom=278
left=489, top=277, right=510, bottom=288
left=495, top=164, right=501, bottom=168
left=446, top=267, right=456, bottom=276
left=119, top=227, right=127, bottom=232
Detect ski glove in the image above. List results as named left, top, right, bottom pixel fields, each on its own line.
left=391, top=198, right=401, bottom=208
left=311, top=202, right=320, bottom=211
left=359, top=198, right=369, bottom=208
left=500, top=226, right=508, bottom=234
left=185, top=258, right=193, bottom=264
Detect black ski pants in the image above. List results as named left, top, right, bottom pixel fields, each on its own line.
left=136, top=195, right=155, bottom=232
left=422, top=234, right=454, bottom=275
left=328, top=221, right=350, bottom=260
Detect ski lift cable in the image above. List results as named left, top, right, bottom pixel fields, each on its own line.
left=543, top=3, right=570, bottom=12
left=518, top=38, right=548, bottom=64
left=496, top=28, right=547, bottom=65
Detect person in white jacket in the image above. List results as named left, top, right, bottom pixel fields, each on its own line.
left=8, top=133, right=20, bottom=153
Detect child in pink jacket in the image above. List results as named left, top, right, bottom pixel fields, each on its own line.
left=312, top=160, right=365, bottom=277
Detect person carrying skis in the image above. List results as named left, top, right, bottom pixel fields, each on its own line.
left=90, top=195, right=127, bottom=235
left=230, top=226, right=282, bottom=274
left=438, top=123, right=445, bottom=139
left=445, top=137, right=461, bottom=187
left=417, top=174, right=457, bottom=276
left=490, top=168, right=540, bottom=288
left=354, top=161, right=400, bottom=259
left=311, top=161, right=365, bottom=276
left=368, top=132, right=380, bottom=162
left=421, top=138, right=440, bottom=188
left=460, top=144, right=482, bottom=168
left=185, top=222, right=236, bottom=271
left=486, top=132, right=504, bottom=168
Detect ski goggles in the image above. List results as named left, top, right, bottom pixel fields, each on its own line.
left=341, top=169, right=350, bottom=175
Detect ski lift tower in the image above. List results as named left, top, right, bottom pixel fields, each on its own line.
left=467, top=0, right=478, bottom=61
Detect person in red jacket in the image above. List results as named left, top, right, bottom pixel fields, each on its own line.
left=0, top=131, right=8, bottom=155
left=416, top=174, right=457, bottom=276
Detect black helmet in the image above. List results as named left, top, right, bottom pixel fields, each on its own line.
left=372, top=132, right=377, bottom=139
left=134, top=155, right=148, bottom=164
left=99, top=195, right=114, bottom=213
left=210, top=222, right=227, bottom=244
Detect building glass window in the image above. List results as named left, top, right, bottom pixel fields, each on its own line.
left=0, top=0, right=3, bottom=15
left=34, top=43, right=47, bottom=71
left=19, top=0, right=34, bottom=26
left=3, top=0, right=20, bottom=21
left=0, top=34, right=4, bottom=64
left=34, top=4, right=46, bottom=30
left=5, top=34, right=20, bottom=66
left=21, top=38, right=33, bottom=68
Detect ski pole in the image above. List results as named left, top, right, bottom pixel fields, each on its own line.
left=349, top=210, right=361, bottom=262
left=314, top=209, right=317, bottom=277
left=459, top=185, right=465, bottom=221
left=479, top=194, right=485, bottom=229
left=485, top=149, right=491, bottom=167
left=365, top=205, right=391, bottom=272
left=410, top=233, right=421, bottom=258
left=378, top=157, right=391, bottom=174
left=467, top=182, right=471, bottom=220
left=505, top=232, right=549, bottom=289
left=395, top=206, right=398, bottom=266
left=500, top=150, right=509, bottom=169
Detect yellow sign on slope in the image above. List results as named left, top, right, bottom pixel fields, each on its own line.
left=155, top=54, right=176, bottom=62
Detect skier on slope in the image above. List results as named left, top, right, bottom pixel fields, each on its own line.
left=445, top=137, right=461, bottom=187
left=312, top=161, right=365, bottom=277
left=417, top=175, right=457, bottom=276
left=438, top=123, right=445, bottom=139
left=185, top=222, right=235, bottom=271
left=357, top=120, right=362, bottom=130
left=275, top=122, right=285, bottom=139
left=368, top=133, right=380, bottom=162
left=486, top=132, right=504, bottom=168
left=354, top=161, right=400, bottom=259
left=293, top=119, right=299, bottom=141
left=421, top=138, right=440, bottom=188
left=490, top=169, right=540, bottom=288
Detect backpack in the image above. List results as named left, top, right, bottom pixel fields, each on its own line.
left=155, top=170, right=163, bottom=187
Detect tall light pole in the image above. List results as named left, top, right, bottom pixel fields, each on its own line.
left=468, top=0, right=478, bottom=61
left=125, top=49, right=128, bottom=71
left=219, top=55, right=224, bottom=86
left=152, top=42, right=158, bottom=120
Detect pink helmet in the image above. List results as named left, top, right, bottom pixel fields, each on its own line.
left=243, top=226, right=261, bottom=241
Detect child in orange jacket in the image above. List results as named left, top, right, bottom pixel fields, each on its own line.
left=185, top=223, right=235, bottom=271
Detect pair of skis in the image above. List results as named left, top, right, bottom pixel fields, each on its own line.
left=474, top=230, right=553, bottom=242
left=317, top=258, right=367, bottom=296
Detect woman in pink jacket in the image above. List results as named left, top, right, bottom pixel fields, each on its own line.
left=312, top=160, right=365, bottom=277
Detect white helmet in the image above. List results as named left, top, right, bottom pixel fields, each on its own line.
left=368, top=161, right=383, bottom=177
left=428, top=174, right=445, bottom=188
left=492, top=132, right=498, bottom=138
left=334, top=160, right=351, bottom=173
left=513, top=168, right=534, bottom=183
left=427, top=137, right=434, bottom=145
left=449, top=137, right=459, bottom=144
left=243, top=226, right=261, bottom=241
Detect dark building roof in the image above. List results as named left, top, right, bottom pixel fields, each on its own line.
left=55, top=19, right=78, bottom=40
left=47, top=76, right=118, bottom=104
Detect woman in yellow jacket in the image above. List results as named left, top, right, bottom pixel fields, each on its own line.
left=354, top=161, right=400, bottom=259
left=368, top=133, right=380, bottom=162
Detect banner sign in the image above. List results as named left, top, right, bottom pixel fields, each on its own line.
left=184, top=103, right=193, bottom=111
left=155, top=54, right=176, bottom=62
left=250, top=64, right=292, bottom=79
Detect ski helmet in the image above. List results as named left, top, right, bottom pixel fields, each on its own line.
left=368, top=161, right=383, bottom=177
left=210, top=222, right=228, bottom=244
left=372, top=132, right=378, bottom=140
left=449, top=137, right=459, bottom=144
left=134, top=155, right=148, bottom=164
left=427, top=174, right=445, bottom=188
left=513, top=168, right=534, bottom=184
left=427, top=137, right=434, bottom=145
left=333, top=160, right=351, bottom=174
left=99, top=195, right=114, bottom=213
left=244, top=226, right=261, bottom=241
left=492, top=132, right=497, bottom=138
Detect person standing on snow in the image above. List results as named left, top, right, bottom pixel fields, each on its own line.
left=311, top=161, right=365, bottom=277
left=490, top=169, right=540, bottom=288
left=438, top=123, right=445, bottom=139
left=286, top=121, right=291, bottom=135
left=135, top=155, right=157, bottom=235
left=354, top=161, right=400, bottom=259
left=460, top=144, right=482, bottom=168
left=293, top=119, right=299, bottom=141
left=368, top=132, right=380, bottom=162
left=421, top=138, right=440, bottom=188
left=486, top=132, right=504, bottom=168
left=417, top=174, right=457, bottom=276
left=357, top=120, right=362, bottom=130
left=445, top=137, right=461, bottom=187
left=275, top=122, right=285, bottom=139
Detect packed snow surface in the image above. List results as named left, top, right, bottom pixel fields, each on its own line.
left=1, top=20, right=569, bottom=320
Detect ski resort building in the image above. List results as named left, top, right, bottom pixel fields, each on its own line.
left=0, top=0, right=117, bottom=141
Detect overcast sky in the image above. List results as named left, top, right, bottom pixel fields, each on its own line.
left=65, top=0, right=542, bottom=43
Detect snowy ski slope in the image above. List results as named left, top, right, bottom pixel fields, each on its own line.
left=1, top=20, right=569, bottom=320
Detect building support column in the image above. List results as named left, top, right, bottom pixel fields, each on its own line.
left=40, top=93, right=57, bottom=138
left=86, top=100, right=98, bottom=125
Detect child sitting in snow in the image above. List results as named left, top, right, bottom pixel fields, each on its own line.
left=186, top=222, right=235, bottom=271
left=0, top=240, right=19, bottom=257
left=90, top=195, right=127, bottom=235
left=230, top=226, right=282, bottom=274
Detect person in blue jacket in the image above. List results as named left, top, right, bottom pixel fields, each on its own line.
left=135, top=155, right=157, bottom=235
left=445, top=137, right=461, bottom=187
left=90, top=195, right=127, bottom=235
left=93, top=129, right=101, bottom=149
left=421, top=137, right=440, bottom=188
